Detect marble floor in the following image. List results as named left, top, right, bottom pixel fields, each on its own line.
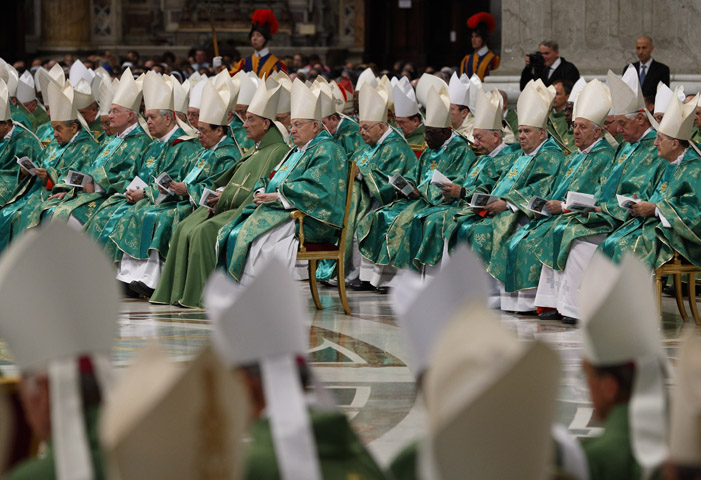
left=0, top=282, right=696, bottom=467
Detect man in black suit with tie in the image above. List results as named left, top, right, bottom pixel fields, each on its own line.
left=622, top=35, right=670, bottom=103
left=519, top=40, right=579, bottom=90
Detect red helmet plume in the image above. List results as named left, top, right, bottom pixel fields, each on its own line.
left=251, top=9, right=279, bottom=40
left=467, top=12, right=496, bottom=34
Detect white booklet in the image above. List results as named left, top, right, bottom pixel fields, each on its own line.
left=125, top=176, right=148, bottom=192
left=155, top=172, right=174, bottom=194
left=199, top=188, right=220, bottom=211
left=565, top=191, right=596, bottom=212
left=389, top=172, right=415, bottom=196
left=469, top=193, right=499, bottom=209
left=524, top=196, right=550, bottom=216
left=617, top=194, right=640, bottom=210
left=430, top=169, right=451, bottom=187
left=65, top=170, right=92, bottom=188
left=16, top=156, right=38, bottom=175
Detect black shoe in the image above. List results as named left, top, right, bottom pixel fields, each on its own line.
left=538, top=310, right=562, bottom=321
left=348, top=279, right=375, bottom=291
left=129, top=281, right=155, bottom=299
left=376, top=286, right=390, bottom=295
left=561, top=316, right=578, bottom=326
left=121, top=281, right=140, bottom=298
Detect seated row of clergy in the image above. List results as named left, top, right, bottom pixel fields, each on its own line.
left=355, top=67, right=700, bottom=324
left=3, top=224, right=701, bottom=480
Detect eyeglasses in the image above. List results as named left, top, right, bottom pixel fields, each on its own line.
left=109, top=107, right=127, bottom=116
left=290, top=120, right=314, bottom=130
left=359, top=123, right=382, bottom=132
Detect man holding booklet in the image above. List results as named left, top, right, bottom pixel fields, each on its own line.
left=532, top=67, right=667, bottom=324
left=598, top=90, right=701, bottom=270
left=488, top=79, right=615, bottom=315
left=356, top=85, right=474, bottom=274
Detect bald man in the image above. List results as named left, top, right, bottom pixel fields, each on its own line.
left=622, top=35, right=670, bottom=100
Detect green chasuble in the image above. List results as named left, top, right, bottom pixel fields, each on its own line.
left=150, top=127, right=290, bottom=308
left=489, top=138, right=615, bottom=291
left=229, top=114, right=254, bottom=153
left=0, top=123, right=42, bottom=206
left=316, top=128, right=417, bottom=281
left=28, top=104, right=50, bottom=132
left=548, top=111, right=575, bottom=155
left=217, top=130, right=347, bottom=281
left=40, top=124, right=152, bottom=225
left=83, top=128, right=201, bottom=260
left=3, top=130, right=97, bottom=250
left=538, top=129, right=667, bottom=271
left=35, top=122, right=55, bottom=148
left=404, top=123, right=426, bottom=149
left=581, top=405, right=660, bottom=480
left=357, top=134, right=475, bottom=269
left=411, top=142, right=521, bottom=269
left=10, top=102, right=33, bottom=131
left=243, top=410, right=386, bottom=480
left=449, top=136, right=565, bottom=265
left=106, top=135, right=242, bottom=264
left=691, top=126, right=701, bottom=146
left=3, top=405, right=105, bottom=480
left=598, top=147, right=701, bottom=269
left=87, top=116, right=104, bottom=140
left=333, top=116, right=365, bottom=159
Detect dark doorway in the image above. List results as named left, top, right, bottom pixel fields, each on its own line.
left=0, top=0, right=26, bottom=63
left=364, top=0, right=494, bottom=74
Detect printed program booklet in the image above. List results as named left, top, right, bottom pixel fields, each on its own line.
left=565, top=192, right=596, bottom=212
left=389, top=172, right=415, bottom=196
left=430, top=169, right=451, bottom=187
left=16, top=156, right=38, bottom=175
left=469, top=193, right=499, bottom=208
left=525, top=196, right=550, bottom=216
left=65, top=170, right=92, bottom=188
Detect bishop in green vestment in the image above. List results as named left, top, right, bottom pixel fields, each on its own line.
left=322, top=113, right=365, bottom=159
left=218, top=124, right=347, bottom=282
left=598, top=133, right=701, bottom=269
left=0, top=121, right=42, bottom=206
left=357, top=128, right=475, bottom=270
left=230, top=112, right=254, bottom=152
left=150, top=120, right=289, bottom=307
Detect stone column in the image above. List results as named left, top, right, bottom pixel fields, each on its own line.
left=41, top=0, right=91, bottom=48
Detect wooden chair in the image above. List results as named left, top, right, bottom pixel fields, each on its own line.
left=655, top=251, right=700, bottom=324
left=291, top=161, right=356, bottom=315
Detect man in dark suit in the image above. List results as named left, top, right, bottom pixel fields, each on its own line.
left=622, top=35, right=670, bottom=102
left=519, top=40, right=579, bottom=90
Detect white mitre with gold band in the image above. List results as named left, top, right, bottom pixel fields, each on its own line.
left=204, top=259, right=336, bottom=480
left=100, top=345, right=249, bottom=480
left=112, top=68, right=142, bottom=112
left=473, top=88, right=503, bottom=131
left=358, top=83, right=388, bottom=123
left=198, top=80, right=230, bottom=126
left=579, top=253, right=668, bottom=471
left=424, top=86, right=451, bottom=129
left=380, top=75, right=394, bottom=112
left=425, top=298, right=560, bottom=480
left=608, top=66, right=645, bottom=115
left=37, top=64, right=66, bottom=107
left=573, top=79, right=612, bottom=127
left=517, top=79, right=556, bottom=129
left=0, top=222, right=119, bottom=480
left=143, top=71, right=174, bottom=111
left=0, top=79, right=11, bottom=122
left=291, top=78, right=322, bottom=121
left=188, top=79, right=206, bottom=110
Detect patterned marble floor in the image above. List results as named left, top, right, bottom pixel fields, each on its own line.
left=0, top=283, right=696, bottom=467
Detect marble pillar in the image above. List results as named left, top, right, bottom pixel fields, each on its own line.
left=41, top=0, right=91, bottom=48
left=499, top=0, right=701, bottom=75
